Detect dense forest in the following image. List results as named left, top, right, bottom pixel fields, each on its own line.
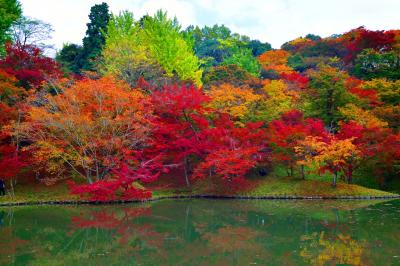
left=0, top=1, right=399, bottom=201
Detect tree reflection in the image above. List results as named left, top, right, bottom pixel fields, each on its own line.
left=202, top=225, right=266, bottom=253
left=70, top=207, right=166, bottom=249
left=300, top=231, right=367, bottom=266
left=0, top=199, right=398, bottom=265
left=0, top=210, right=29, bottom=265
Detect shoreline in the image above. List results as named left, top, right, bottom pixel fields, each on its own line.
left=1, top=193, right=399, bottom=207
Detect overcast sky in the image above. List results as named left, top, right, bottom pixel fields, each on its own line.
left=19, top=0, right=400, bottom=51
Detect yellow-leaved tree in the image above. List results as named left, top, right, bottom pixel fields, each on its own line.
left=102, top=10, right=203, bottom=88
left=255, top=80, right=297, bottom=122
left=207, top=83, right=261, bottom=124
left=339, top=103, right=388, bottom=128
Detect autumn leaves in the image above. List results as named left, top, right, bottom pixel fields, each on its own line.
left=0, top=3, right=399, bottom=200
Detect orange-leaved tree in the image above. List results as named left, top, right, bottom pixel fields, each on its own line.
left=296, top=136, right=360, bottom=187
left=0, top=70, right=28, bottom=194
left=258, top=49, right=293, bottom=75
left=21, top=76, right=153, bottom=200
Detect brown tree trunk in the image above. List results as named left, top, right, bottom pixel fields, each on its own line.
left=347, top=166, right=353, bottom=184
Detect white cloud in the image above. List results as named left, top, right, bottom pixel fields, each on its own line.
left=135, top=0, right=198, bottom=27
left=19, top=0, right=400, bottom=53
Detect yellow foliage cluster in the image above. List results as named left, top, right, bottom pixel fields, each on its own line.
left=317, top=138, right=359, bottom=168
left=339, top=103, right=388, bottom=128
left=300, top=232, right=365, bottom=266
left=288, top=37, right=314, bottom=47
left=207, top=80, right=300, bottom=123
left=296, top=136, right=360, bottom=169
left=207, top=84, right=261, bottom=121
left=260, top=80, right=296, bottom=121
left=362, top=78, right=400, bottom=104
left=295, top=136, right=326, bottom=166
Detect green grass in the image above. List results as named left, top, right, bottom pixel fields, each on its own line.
left=242, top=177, right=397, bottom=197
left=0, top=175, right=398, bottom=205
left=184, top=176, right=397, bottom=198
left=182, top=165, right=398, bottom=198
left=0, top=183, right=79, bottom=204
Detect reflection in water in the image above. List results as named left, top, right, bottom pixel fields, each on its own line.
left=300, top=232, right=366, bottom=266
left=0, top=210, right=5, bottom=226
left=0, top=199, right=399, bottom=265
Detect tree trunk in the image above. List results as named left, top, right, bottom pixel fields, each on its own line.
left=332, top=171, right=337, bottom=187
left=183, top=157, right=190, bottom=187
left=35, top=171, right=40, bottom=182
left=301, top=165, right=305, bottom=180
left=9, top=180, right=15, bottom=197
left=327, top=87, right=335, bottom=133
left=347, top=166, right=353, bottom=184
left=95, top=162, right=100, bottom=182
left=86, top=170, right=93, bottom=184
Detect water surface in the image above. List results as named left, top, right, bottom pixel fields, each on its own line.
left=0, top=199, right=399, bottom=265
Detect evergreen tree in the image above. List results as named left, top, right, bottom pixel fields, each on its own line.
left=56, top=43, right=84, bottom=74
left=81, top=2, right=110, bottom=71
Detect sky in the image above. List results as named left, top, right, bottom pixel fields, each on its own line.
left=19, top=0, right=400, bottom=52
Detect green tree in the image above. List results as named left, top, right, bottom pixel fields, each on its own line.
left=184, top=24, right=232, bottom=68
left=203, top=64, right=261, bottom=89
left=222, top=46, right=261, bottom=77
left=0, top=0, right=21, bottom=55
left=305, top=64, right=357, bottom=131
left=103, top=10, right=202, bottom=87
left=141, top=10, right=202, bottom=86
left=56, top=43, right=84, bottom=74
left=184, top=24, right=270, bottom=69
left=81, top=2, right=110, bottom=71
left=352, top=48, right=400, bottom=80
left=248, top=39, right=272, bottom=56
left=102, top=11, right=165, bottom=87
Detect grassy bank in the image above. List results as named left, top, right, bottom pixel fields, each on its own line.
left=0, top=183, right=79, bottom=205
left=181, top=176, right=398, bottom=198
left=0, top=176, right=398, bottom=206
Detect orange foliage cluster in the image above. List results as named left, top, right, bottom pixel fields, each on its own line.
left=258, top=50, right=294, bottom=74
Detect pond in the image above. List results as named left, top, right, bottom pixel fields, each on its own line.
left=0, top=199, right=399, bottom=265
